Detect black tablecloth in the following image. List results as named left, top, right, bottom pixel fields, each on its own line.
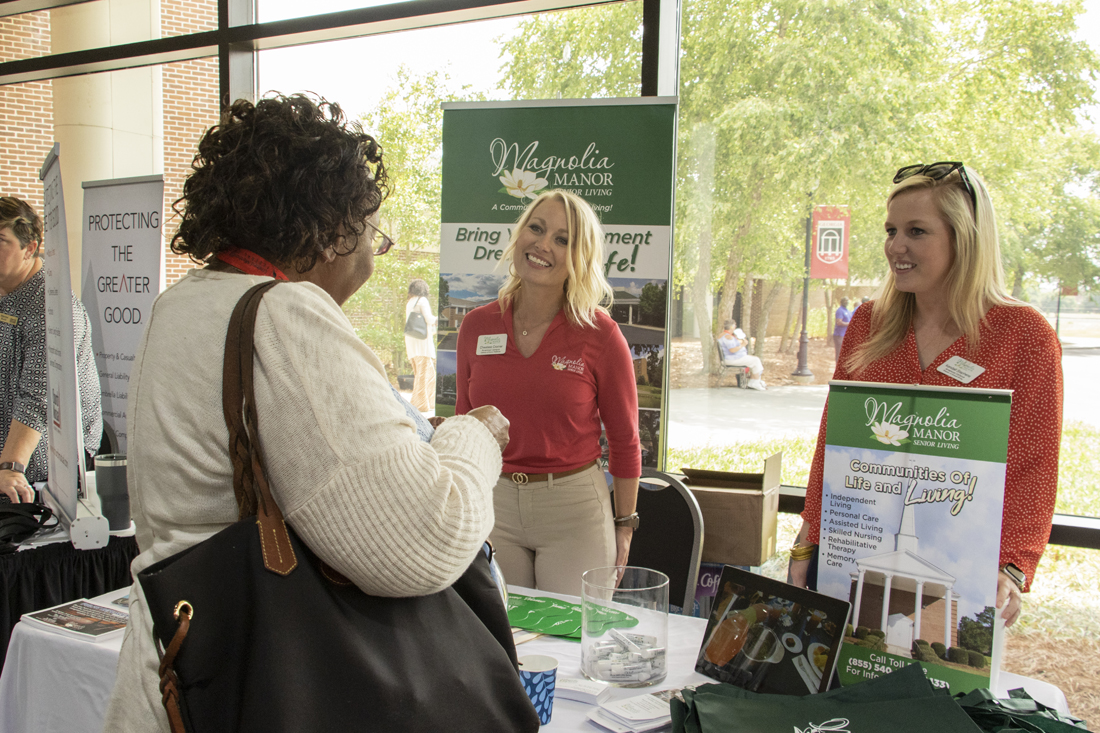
left=0, top=536, right=138, bottom=670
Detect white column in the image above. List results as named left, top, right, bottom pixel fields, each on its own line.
left=852, top=569, right=866, bottom=629
left=50, top=0, right=163, bottom=294
left=913, top=580, right=925, bottom=642
left=880, top=573, right=893, bottom=632
left=943, top=585, right=953, bottom=648
left=656, top=0, right=682, bottom=97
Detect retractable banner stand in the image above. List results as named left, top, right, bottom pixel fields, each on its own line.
left=438, top=98, right=677, bottom=468
left=81, top=175, right=164, bottom=454
left=816, top=380, right=1011, bottom=695
left=40, top=144, right=105, bottom=547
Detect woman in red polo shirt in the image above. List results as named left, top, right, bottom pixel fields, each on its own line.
left=456, top=190, right=641, bottom=596
left=788, top=163, right=1062, bottom=627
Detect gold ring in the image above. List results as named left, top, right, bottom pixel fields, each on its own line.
left=511, top=472, right=528, bottom=485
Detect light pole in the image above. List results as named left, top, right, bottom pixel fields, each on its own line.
left=792, top=196, right=815, bottom=382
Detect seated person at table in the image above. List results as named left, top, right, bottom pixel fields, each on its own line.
left=0, top=196, right=101, bottom=503
left=717, top=319, right=765, bottom=391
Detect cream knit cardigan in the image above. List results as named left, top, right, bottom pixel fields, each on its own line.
left=104, top=269, right=501, bottom=731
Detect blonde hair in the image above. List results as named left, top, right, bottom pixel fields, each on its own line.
left=498, top=190, right=613, bottom=328
left=848, top=167, right=1017, bottom=374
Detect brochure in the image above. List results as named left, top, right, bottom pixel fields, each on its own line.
left=695, top=566, right=850, bottom=695
left=556, top=676, right=612, bottom=706
left=22, top=598, right=129, bottom=642
left=816, top=381, right=1011, bottom=695
left=588, top=689, right=677, bottom=732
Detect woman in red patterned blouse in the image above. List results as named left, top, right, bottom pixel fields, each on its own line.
left=789, top=163, right=1062, bottom=627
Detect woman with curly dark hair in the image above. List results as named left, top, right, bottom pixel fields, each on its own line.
left=104, top=95, right=517, bottom=730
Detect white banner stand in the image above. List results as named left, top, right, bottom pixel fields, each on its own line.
left=40, top=143, right=109, bottom=551
left=81, top=174, right=164, bottom=455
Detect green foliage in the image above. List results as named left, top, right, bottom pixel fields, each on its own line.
left=845, top=624, right=854, bottom=638
left=931, top=642, right=948, bottom=659
left=919, top=648, right=941, bottom=664
left=912, top=639, right=938, bottom=663
left=855, top=626, right=869, bottom=640
left=343, top=68, right=483, bottom=372
left=438, top=275, right=450, bottom=311
left=867, top=629, right=886, bottom=640
left=957, top=606, right=996, bottom=654
left=1056, top=421, right=1100, bottom=516
left=966, top=650, right=987, bottom=669
left=947, top=646, right=969, bottom=665
left=668, top=435, right=816, bottom=486
left=638, top=282, right=667, bottom=328
left=436, top=372, right=457, bottom=406
left=496, top=0, right=1100, bottom=364
left=498, top=4, right=643, bottom=100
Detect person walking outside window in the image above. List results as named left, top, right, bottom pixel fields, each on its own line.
left=405, top=279, right=437, bottom=413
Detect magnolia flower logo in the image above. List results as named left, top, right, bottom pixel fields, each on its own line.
left=499, top=168, right=548, bottom=200
left=870, top=422, right=909, bottom=446
left=795, top=719, right=851, bottom=733
left=551, top=362, right=566, bottom=371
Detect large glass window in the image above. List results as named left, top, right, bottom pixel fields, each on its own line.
left=0, top=0, right=1097, bottom=720
left=0, top=0, right=215, bottom=66
left=0, top=57, right=219, bottom=285
left=257, top=3, right=642, bottom=378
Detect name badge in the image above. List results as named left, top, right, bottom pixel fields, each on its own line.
left=0, top=313, right=17, bottom=326
left=476, top=334, right=507, bottom=356
left=937, top=355, right=985, bottom=384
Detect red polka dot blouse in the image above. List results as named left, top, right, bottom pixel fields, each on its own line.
left=802, top=301, right=1063, bottom=591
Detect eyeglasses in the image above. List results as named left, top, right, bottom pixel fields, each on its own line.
left=893, top=162, right=977, bottom=215
left=366, top=220, right=396, bottom=256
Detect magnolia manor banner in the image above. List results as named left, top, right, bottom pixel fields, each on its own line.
left=816, top=381, right=1012, bottom=694
left=437, top=98, right=677, bottom=468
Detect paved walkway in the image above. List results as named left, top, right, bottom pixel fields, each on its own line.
left=667, top=384, right=828, bottom=447
left=1060, top=337, right=1100, bottom=429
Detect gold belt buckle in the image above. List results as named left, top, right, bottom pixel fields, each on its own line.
left=511, top=472, right=529, bottom=485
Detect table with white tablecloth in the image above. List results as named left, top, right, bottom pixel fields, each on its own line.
left=0, top=585, right=1072, bottom=733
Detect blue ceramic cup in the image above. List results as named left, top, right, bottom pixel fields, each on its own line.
left=518, top=654, right=558, bottom=725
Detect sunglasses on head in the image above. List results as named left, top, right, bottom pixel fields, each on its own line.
left=365, top=220, right=396, bottom=256
left=893, top=162, right=977, bottom=215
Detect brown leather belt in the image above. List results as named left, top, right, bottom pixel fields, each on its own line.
left=503, top=460, right=598, bottom=486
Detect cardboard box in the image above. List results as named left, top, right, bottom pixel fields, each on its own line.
left=681, top=452, right=781, bottom=567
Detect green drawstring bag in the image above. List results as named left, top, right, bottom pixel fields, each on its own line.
left=672, top=663, right=970, bottom=733
left=693, top=694, right=982, bottom=733
left=954, top=687, right=1088, bottom=732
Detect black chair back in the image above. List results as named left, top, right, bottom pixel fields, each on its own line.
left=622, top=470, right=704, bottom=615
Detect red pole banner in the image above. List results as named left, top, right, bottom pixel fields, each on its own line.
left=809, top=205, right=850, bottom=279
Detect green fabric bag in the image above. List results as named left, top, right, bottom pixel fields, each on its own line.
left=954, top=687, right=1088, bottom=733
left=672, top=663, right=963, bottom=733
left=694, top=694, right=981, bottom=733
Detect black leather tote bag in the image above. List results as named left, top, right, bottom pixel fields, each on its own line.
left=404, top=297, right=429, bottom=339
left=0, top=502, right=56, bottom=553
left=138, top=281, right=538, bottom=733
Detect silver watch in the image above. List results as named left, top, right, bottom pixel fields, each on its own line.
left=613, top=512, right=640, bottom=529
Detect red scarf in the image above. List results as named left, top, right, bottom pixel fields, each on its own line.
left=215, top=248, right=289, bottom=281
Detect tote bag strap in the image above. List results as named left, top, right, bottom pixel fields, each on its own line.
left=220, top=280, right=297, bottom=575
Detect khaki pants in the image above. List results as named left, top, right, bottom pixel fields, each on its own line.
left=410, top=356, right=435, bottom=412
left=490, top=464, right=616, bottom=597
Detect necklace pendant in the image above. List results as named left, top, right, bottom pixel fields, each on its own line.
left=522, top=329, right=528, bottom=336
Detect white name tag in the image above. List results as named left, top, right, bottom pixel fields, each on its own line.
left=476, top=334, right=508, bottom=356
left=937, top=355, right=985, bottom=384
